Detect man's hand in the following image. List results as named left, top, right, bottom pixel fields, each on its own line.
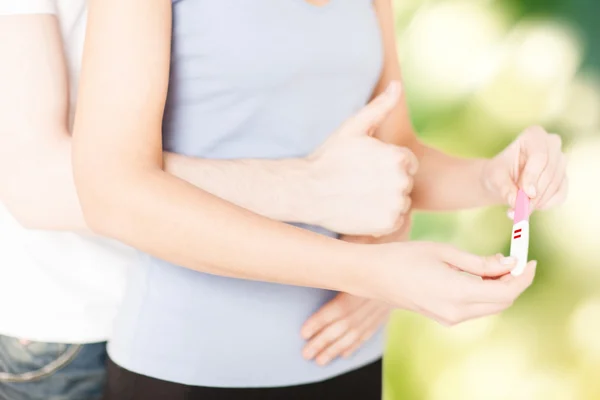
left=301, top=292, right=392, bottom=366
left=305, top=81, right=418, bottom=236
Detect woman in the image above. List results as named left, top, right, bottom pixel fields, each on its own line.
left=73, top=0, right=567, bottom=398
left=0, top=1, right=414, bottom=398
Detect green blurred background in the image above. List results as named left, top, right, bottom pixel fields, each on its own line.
left=384, top=0, right=599, bottom=399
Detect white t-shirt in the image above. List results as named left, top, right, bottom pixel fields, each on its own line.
left=0, top=0, right=134, bottom=344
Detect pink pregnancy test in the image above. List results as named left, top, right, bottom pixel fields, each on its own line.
left=509, top=189, right=530, bottom=276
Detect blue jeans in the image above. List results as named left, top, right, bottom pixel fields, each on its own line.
left=0, top=335, right=107, bottom=400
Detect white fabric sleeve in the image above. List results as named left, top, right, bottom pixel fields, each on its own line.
left=0, top=0, right=57, bottom=16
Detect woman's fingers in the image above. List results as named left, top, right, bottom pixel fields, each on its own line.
left=517, top=127, right=551, bottom=199
left=465, top=260, right=537, bottom=303
left=536, top=154, right=568, bottom=210
left=436, top=243, right=517, bottom=278
left=435, top=261, right=537, bottom=326
left=530, top=141, right=564, bottom=211
left=538, top=175, right=568, bottom=210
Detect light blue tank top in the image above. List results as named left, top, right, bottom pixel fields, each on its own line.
left=108, top=0, right=385, bottom=387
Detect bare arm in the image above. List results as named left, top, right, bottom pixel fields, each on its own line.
left=71, top=0, right=374, bottom=292
left=0, top=15, right=86, bottom=230
left=0, top=13, right=368, bottom=232
left=371, top=0, right=502, bottom=211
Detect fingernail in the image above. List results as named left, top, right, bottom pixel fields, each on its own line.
left=507, top=210, right=515, bottom=219
left=526, top=185, right=537, bottom=198
left=385, top=81, right=400, bottom=97
left=501, top=257, right=517, bottom=265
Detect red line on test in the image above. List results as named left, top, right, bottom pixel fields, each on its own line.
left=513, top=234, right=521, bottom=239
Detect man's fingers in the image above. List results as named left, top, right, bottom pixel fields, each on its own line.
left=396, top=147, right=419, bottom=176
left=343, top=81, right=401, bottom=135
left=342, top=307, right=390, bottom=359
left=315, top=328, right=361, bottom=366
left=303, top=319, right=351, bottom=361
left=311, top=302, right=386, bottom=365
left=301, top=294, right=364, bottom=340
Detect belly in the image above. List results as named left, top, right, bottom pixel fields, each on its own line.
left=108, top=251, right=385, bottom=387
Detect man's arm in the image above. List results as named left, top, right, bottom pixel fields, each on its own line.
left=0, top=14, right=86, bottom=230
left=371, top=0, right=502, bottom=212
left=0, top=13, right=389, bottom=232
left=70, top=0, right=381, bottom=293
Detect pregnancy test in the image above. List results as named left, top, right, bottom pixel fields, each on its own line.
left=509, top=189, right=530, bottom=276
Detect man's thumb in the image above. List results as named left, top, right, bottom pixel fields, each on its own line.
left=338, top=81, right=401, bottom=137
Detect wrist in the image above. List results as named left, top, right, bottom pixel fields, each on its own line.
left=294, top=156, right=328, bottom=226
left=269, top=157, right=321, bottom=223
left=476, top=158, right=505, bottom=206
left=330, top=241, right=386, bottom=300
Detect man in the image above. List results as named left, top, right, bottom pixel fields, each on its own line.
left=0, top=1, right=418, bottom=398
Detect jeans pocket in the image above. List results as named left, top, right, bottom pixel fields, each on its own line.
left=0, top=335, right=82, bottom=383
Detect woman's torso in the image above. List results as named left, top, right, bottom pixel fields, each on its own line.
left=108, top=0, right=385, bottom=387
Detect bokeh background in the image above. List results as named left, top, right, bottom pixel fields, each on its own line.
left=384, top=0, right=599, bottom=399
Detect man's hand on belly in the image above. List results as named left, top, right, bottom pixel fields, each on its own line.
left=300, top=292, right=392, bottom=366
left=298, top=220, right=411, bottom=366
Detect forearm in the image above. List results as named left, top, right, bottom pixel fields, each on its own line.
left=77, top=165, right=368, bottom=293
left=2, top=136, right=319, bottom=231
left=0, top=14, right=86, bottom=231
left=411, top=142, right=501, bottom=211
left=74, top=0, right=372, bottom=292
left=164, top=153, right=318, bottom=223
left=0, top=134, right=88, bottom=231
left=370, top=1, right=503, bottom=213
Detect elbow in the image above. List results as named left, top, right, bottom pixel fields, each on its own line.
left=74, top=176, right=122, bottom=238
left=72, top=162, right=124, bottom=238
left=0, top=183, right=53, bottom=230
left=73, top=154, right=151, bottom=241
left=77, top=199, right=114, bottom=237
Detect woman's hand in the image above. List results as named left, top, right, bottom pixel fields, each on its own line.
left=358, top=242, right=536, bottom=327
left=306, top=81, right=418, bottom=237
left=301, top=293, right=391, bottom=366
left=481, top=126, right=568, bottom=213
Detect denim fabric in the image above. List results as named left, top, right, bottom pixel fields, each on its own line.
left=0, top=336, right=107, bottom=400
